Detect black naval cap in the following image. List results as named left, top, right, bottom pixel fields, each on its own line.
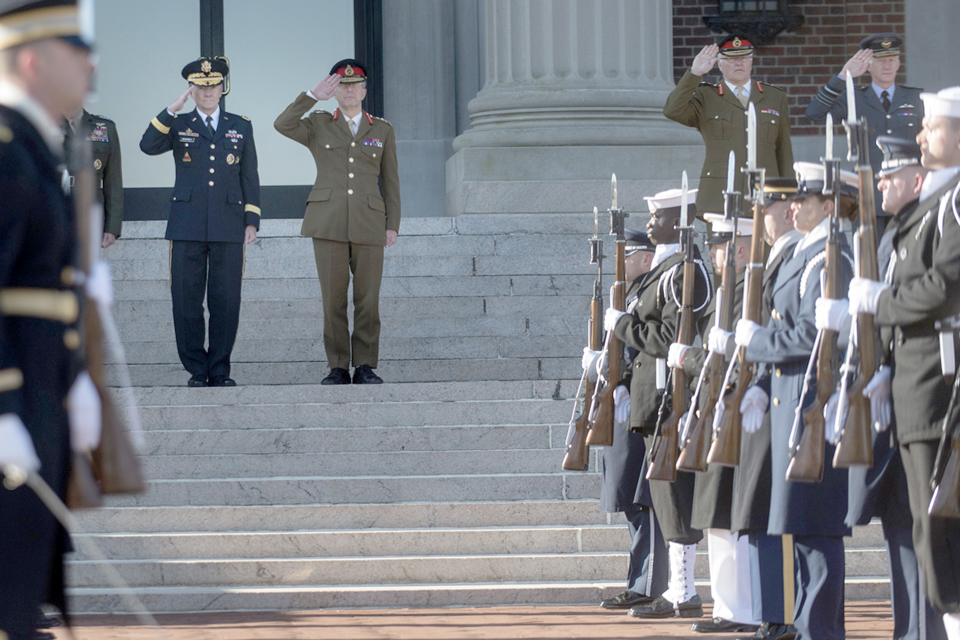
left=624, top=229, right=655, bottom=255
left=860, top=33, right=903, bottom=58
left=876, top=136, right=922, bottom=177
left=330, top=58, right=368, bottom=84
left=718, top=35, right=754, bottom=58
left=182, top=57, right=228, bottom=86
left=0, top=0, right=92, bottom=51
left=762, top=177, right=799, bottom=205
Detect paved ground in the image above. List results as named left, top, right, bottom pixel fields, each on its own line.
left=53, top=602, right=893, bottom=639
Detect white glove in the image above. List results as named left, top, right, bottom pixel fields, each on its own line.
left=68, top=371, right=102, bottom=454
left=863, top=365, right=892, bottom=433
left=667, top=343, right=689, bottom=369
left=0, top=414, right=40, bottom=474
left=822, top=390, right=846, bottom=445
left=604, top=307, right=627, bottom=332
left=815, top=297, right=850, bottom=332
left=86, top=260, right=114, bottom=306
left=740, top=385, right=768, bottom=433
left=613, top=385, right=631, bottom=424
left=735, top=319, right=762, bottom=348
left=848, top=277, right=890, bottom=316
left=582, top=348, right=601, bottom=383
left=708, top=327, right=733, bottom=355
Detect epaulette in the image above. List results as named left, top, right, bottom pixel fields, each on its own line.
left=241, top=115, right=250, bottom=121
left=0, top=124, right=11, bottom=144
left=89, top=114, right=114, bottom=123
left=757, top=80, right=783, bottom=92
left=374, top=116, right=392, bottom=125
left=312, top=109, right=330, bottom=115
left=900, top=85, right=923, bottom=91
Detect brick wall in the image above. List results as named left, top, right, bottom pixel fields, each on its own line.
left=672, top=1, right=907, bottom=135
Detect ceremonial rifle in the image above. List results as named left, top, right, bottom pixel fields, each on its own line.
left=647, top=172, right=695, bottom=482
left=678, top=152, right=740, bottom=472
left=834, top=76, right=878, bottom=468
left=586, top=176, right=627, bottom=447
left=930, top=368, right=960, bottom=518
left=786, top=112, right=843, bottom=483
left=563, top=208, right=604, bottom=470
left=709, top=105, right=765, bottom=467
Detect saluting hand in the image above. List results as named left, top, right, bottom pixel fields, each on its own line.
left=691, top=44, right=719, bottom=76
left=840, top=49, right=873, bottom=80
left=311, top=74, right=341, bottom=101
left=168, top=85, right=194, bottom=113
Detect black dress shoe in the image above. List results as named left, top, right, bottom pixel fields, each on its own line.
left=600, top=590, right=654, bottom=610
left=692, top=617, right=760, bottom=633
left=321, top=368, right=351, bottom=385
left=736, top=622, right=796, bottom=640
left=34, top=632, right=55, bottom=640
left=628, top=594, right=703, bottom=619
left=35, top=612, right=60, bottom=628
left=187, top=374, right=207, bottom=387
left=209, top=376, right=237, bottom=387
left=352, top=364, right=383, bottom=384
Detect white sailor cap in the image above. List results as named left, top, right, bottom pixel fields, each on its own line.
left=920, top=87, right=960, bottom=120
left=703, top=213, right=753, bottom=243
left=644, top=188, right=699, bottom=212
left=794, top=161, right=858, bottom=197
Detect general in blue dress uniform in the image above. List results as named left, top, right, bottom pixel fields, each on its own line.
left=140, top=57, right=261, bottom=387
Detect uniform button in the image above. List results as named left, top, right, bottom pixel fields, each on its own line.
left=349, top=173, right=354, bottom=178
left=63, top=329, right=80, bottom=350
left=349, top=157, right=354, bottom=163
left=886, top=114, right=892, bottom=119
left=373, top=153, right=376, bottom=157
left=773, top=398, right=780, bottom=406
left=210, top=144, right=215, bottom=149
left=210, top=156, right=215, bottom=161
left=351, top=142, right=356, bottom=147
left=325, top=144, right=330, bottom=149
left=706, top=172, right=711, bottom=176
left=209, top=181, right=214, bottom=186
left=776, top=368, right=782, bottom=377
left=209, top=168, right=215, bottom=174
left=347, top=189, right=354, bottom=195
left=60, top=267, right=77, bottom=286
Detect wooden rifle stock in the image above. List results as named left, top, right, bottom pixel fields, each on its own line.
left=834, top=118, right=878, bottom=468
left=564, top=296, right=602, bottom=470
left=930, top=373, right=960, bottom=517
left=709, top=182, right=765, bottom=466
left=648, top=233, right=696, bottom=482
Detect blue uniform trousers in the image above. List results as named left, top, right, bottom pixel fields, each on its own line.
left=624, top=507, right=668, bottom=597
left=793, top=535, right=845, bottom=640
left=749, top=532, right=794, bottom=625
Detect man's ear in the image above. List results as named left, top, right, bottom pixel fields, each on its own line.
left=913, top=170, right=926, bottom=197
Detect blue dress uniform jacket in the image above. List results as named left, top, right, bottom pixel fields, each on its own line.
left=0, top=106, right=78, bottom=634
left=805, top=77, right=924, bottom=223
left=664, top=71, right=794, bottom=215
left=140, top=108, right=261, bottom=241
left=745, top=227, right=854, bottom=537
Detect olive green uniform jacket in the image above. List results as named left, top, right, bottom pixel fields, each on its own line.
left=64, top=110, right=123, bottom=237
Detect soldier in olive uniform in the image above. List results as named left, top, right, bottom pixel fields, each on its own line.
left=603, top=189, right=713, bottom=619
left=275, top=59, right=401, bottom=386
left=664, top=36, right=794, bottom=217
left=804, top=33, right=924, bottom=236
left=64, top=109, right=122, bottom=247
left=140, top=57, right=262, bottom=388
left=846, top=87, right=960, bottom=638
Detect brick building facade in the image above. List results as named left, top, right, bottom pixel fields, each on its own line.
left=672, top=1, right=907, bottom=136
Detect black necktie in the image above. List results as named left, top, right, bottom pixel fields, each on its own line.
left=881, top=90, right=891, bottom=112
left=206, top=115, right=215, bottom=137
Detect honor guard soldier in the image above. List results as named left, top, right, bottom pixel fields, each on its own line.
left=140, top=56, right=262, bottom=387
left=275, top=59, right=401, bottom=385
left=804, top=33, right=924, bottom=236
left=718, top=162, right=857, bottom=640
left=816, top=136, right=947, bottom=640
left=664, top=36, right=794, bottom=218
left=583, top=231, right=669, bottom=613
left=64, top=108, right=122, bottom=248
left=844, top=87, right=960, bottom=638
left=0, top=0, right=102, bottom=637
left=603, top=188, right=713, bottom=619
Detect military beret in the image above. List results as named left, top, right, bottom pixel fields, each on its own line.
left=182, top=57, right=228, bottom=86
left=330, top=58, right=368, bottom=84
left=860, top=33, right=903, bottom=58
left=718, top=35, right=754, bottom=58
left=876, top=136, right=922, bottom=177
left=0, top=0, right=91, bottom=50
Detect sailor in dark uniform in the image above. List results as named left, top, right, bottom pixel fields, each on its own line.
left=732, top=162, right=857, bottom=640
left=140, top=57, right=262, bottom=387
left=604, top=188, right=713, bottom=619
left=584, top=231, right=669, bottom=612
left=845, top=87, right=960, bottom=638
left=0, top=1, right=100, bottom=637
left=804, top=33, right=924, bottom=236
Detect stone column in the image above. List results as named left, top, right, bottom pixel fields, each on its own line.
left=446, top=0, right=702, bottom=215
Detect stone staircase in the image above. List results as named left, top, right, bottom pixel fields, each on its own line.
left=66, top=216, right=893, bottom=613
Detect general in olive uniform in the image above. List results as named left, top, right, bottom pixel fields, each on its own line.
left=804, top=33, right=924, bottom=235
left=664, top=36, right=794, bottom=216
left=274, top=59, right=401, bottom=385
left=0, top=1, right=95, bottom=636
left=64, top=109, right=123, bottom=247
left=140, top=57, right=262, bottom=387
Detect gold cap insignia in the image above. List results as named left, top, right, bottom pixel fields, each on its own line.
left=882, top=39, right=892, bottom=49
left=201, top=60, right=212, bottom=73
left=733, top=37, right=741, bottom=48
left=345, top=65, right=355, bottom=77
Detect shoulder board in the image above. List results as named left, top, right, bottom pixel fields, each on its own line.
left=89, top=114, right=114, bottom=123
left=757, top=81, right=785, bottom=92
left=857, top=85, right=870, bottom=92
left=900, top=85, right=923, bottom=92
left=0, top=124, right=11, bottom=144
left=374, top=116, right=392, bottom=125
left=241, top=115, right=250, bottom=121
left=698, top=81, right=718, bottom=88
left=312, top=109, right=330, bottom=115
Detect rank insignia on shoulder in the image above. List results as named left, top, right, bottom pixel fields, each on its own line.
left=242, top=115, right=250, bottom=121
left=94, top=159, right=102, bottom=170
left=363, top=138, right=383, bottom=147
left=183, top=151, right=191, bottom=162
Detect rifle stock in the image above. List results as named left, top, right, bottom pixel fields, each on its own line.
left=929, top=432, right=960, bottom=518
left=564, top=298, right=601, bottom=470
